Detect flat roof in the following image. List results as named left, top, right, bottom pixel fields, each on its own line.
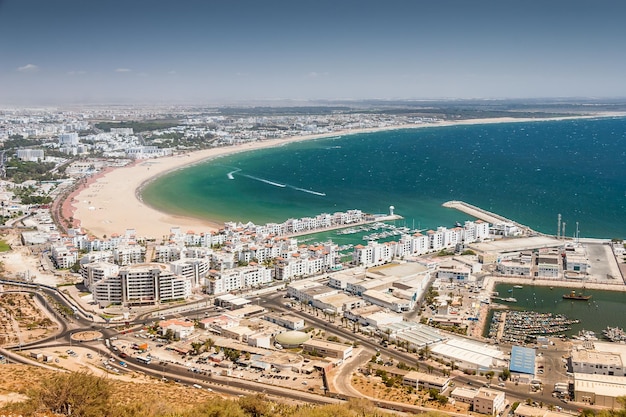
left=303, top=338, right=351, bottom=352
left=510, top=345, right=536, bottom=375
left=574, top=373, right=626, bottom=397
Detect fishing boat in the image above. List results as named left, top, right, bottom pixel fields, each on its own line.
left=562, top=290, right=592, bottom=301
left=603, top=326, right=626, bottom=342
left=514, top=285, right=523, bottom=289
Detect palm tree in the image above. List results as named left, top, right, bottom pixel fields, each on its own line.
left=203, top=338, right=215, bottom=353
left=191, top=341, right=203, bottom=355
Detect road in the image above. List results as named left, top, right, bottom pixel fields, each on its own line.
left=2, top=280, right=583, bottom=414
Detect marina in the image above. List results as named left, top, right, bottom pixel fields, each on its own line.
left=483, top=284, right=626, bottom=339
left=487, top=310, right=580, bottom=344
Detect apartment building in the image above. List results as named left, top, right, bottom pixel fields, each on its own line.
left=92, top=264, right=191, bottom=307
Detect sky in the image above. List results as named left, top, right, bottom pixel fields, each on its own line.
left=1, top=0, right=626, bottom=105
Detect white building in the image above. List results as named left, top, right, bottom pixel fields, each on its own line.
left=16, top=149, right=44, bottom=162
left=81, top=261, right=119, bottom=290
left=92, top=264, right=192, bottom=307
left=169, top=258, right=209, bottom=288
left=473, top=388, right=506, bottom=416
left=113, top=244, right=146, bottom=266
left=50, top=244, right=79, bottom=269
left=570, top=342, right=626, bottom=377
left=159, top=319, right=195, bottom=339
left=58, top=132, right=79, bottom=146
left=206, top=265, right=273, bottom=295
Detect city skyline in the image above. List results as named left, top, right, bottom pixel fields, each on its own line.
left=1, top=0, right=626, bottom=105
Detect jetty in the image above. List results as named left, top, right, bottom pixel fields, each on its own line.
left=442, top=200, right=538, bottom=235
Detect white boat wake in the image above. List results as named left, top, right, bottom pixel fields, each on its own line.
left=288, top=186, right=326, bottom=196
left=232, top=170, right=325, bottom=196
left=240, top=174, right=287, bottom=188
left=226, top=168, right=242, bottom=179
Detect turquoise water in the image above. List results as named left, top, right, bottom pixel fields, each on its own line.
left=142, top=117, right=626, bottom=239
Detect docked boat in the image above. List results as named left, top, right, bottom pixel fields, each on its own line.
left=563, top=290, right=591, bottom=300
left=575, top=329, right=598, bottom=341
left=514, top=285, right=523, bottom=289
left=603, top=326, right=626, bottom=342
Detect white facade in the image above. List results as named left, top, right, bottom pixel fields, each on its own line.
left=473, top=388, right=506, bottom=416
left=58, top=132, right=79, bottom=146
left=169, top=258, right=209, bottom=288
left=206, top=266, right=273, bottom=295
left=50, top=244, right=79, bottom=269
left=81, top=261, right=119, bottom=290
left=16, top=148, right=44, bottom=162
left=113, top=244, right=146, bottom=266
left=92, top=264, right=192, bottom=307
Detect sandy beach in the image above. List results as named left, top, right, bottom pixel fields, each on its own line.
left=70, top=114, right=619, bottom=239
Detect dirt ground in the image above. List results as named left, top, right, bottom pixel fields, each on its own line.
left=0, top=292, right=59, bottom=346
left=350, top=373, right=471, bottom=415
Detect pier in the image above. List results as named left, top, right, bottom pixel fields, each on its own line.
left=442, top=200, right=538, bottom=235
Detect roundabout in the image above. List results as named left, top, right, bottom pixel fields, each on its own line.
left=70, top=330, right=103, bottom=342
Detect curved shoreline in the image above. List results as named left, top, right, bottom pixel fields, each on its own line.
left=71, top=114, right=624, bottom=239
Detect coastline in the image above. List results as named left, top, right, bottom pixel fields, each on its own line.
left=70, top=113, right=623, bottom=239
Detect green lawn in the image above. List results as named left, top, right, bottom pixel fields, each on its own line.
left=0, top=240, right=11, bottom=252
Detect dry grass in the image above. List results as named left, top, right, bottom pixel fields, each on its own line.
left=351, top=374, right=470, bottom=414
left=0, top=293, right=58, bottom=346
left=0, top=364, right=219, bottom=412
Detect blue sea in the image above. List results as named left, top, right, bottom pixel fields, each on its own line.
left=141, top=117, right=626, bottom=239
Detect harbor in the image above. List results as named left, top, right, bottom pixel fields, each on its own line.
left=487, top=310, right=580, bottom=344
left=483, top=283, right=626, bottom=341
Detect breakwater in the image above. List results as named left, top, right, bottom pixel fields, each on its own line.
left=443, top=200, right=538, bottom=235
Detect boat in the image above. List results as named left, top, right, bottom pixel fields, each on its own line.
left=562, top=290, right=592, bottom=301
left=603, top=326, right=626, bottom=342
left=575, top=329, right=598, bottom=341
left=514, top=285, right=523, bottom=289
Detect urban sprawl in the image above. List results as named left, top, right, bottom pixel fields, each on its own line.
left=1, top=107, right=626, bottom=416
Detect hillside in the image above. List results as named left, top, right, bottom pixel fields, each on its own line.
left=0, top=364, right=410, bottom=417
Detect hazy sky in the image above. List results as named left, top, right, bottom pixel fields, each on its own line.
left=1, top=0, right=626, bottom=105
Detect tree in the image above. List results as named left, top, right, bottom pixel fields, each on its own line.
left=203, top=337, right=215, bottom=352
left=190, top=341, right=203, bottom=355
left=500, top=368, right=511, bottom=381
left=164, top=328, right=176, bottom=341
left=28, top=371, right=112, bottom=417
left=237, top=394, right=269, bottom=417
